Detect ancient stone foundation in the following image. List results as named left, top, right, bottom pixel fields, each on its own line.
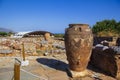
left=64, top=24, right=93, bottom=77
left=90, top=47, right=120, bottom=79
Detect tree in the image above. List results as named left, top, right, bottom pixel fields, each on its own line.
left=116, top=21, right=120, bottom=34
left=8, top=32, right=14, bottom=36
left=54, top=33, right=64, bottom=38
left=92, top=19, right=119, bottom=37
left=0, top=32, right=8, bottom=36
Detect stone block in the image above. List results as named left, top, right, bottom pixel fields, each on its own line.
left=90, top=47, right=120, bottom=79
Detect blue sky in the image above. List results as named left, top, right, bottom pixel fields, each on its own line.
left=0, top=0, right=120, bottom=33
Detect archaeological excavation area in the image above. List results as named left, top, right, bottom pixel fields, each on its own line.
left=0, top=25, right=120, bottom=80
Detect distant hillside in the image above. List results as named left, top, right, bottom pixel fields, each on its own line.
left=0, top=28, right=13, bottom=33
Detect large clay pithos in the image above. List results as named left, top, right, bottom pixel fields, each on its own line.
left=65, top=24, right=93, bottom=72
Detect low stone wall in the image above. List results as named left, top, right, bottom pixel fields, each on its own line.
left=89, top=47, right=120, bottom=79
left=93, top=37, right=113, bottom=46
left=93, top=37, right=120, bottom=46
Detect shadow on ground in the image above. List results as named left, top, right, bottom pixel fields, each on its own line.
left=36, top=58, right=72, bottom=77
left=36, top=58, right=68, bottom=71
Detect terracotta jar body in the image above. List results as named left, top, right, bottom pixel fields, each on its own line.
left=65, top=24, right=93, bottom=72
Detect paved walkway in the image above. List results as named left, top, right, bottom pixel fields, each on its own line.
left=0, top=56, right=116, bottom=80
left=0, top=67, right=41, bottom=80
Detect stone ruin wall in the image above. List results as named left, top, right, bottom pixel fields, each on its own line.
left=93, top=37, right=119, bottom=46
left=0, top=36, right=65, bottom=56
